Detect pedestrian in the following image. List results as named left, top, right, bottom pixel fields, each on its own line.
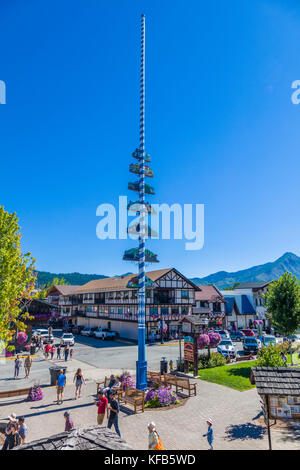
left=14, top=355, right=22, bottom=379
left=56, top=369, right=67, bottom=404
left=107, top=391, right=121, bottom=437
left=24, top=354, right=33, bottom=379
left=64, top=411, right=74, bottom=432
left=73, top=368, right=86, bottom=399
left=103, top=374, right=116, bottom=401
left=57, top=345, right=61, bottom=360
left=107, top=376, right=121, bottom=402
left=18, top=417, right=28, bottom=444
left=148, top=422, right=164, bottom=450
left=94, top=389, right=108, bottom=426
left=70, top=348, right=73, bottom=360
left=6, top=423, right=21, bottom=449
left=2, top=413, right=17, bottom=450
left=203, top=419, right=214, bottom=450
left=50, top=344, right=56, bottom=360
left=44, top=343, right=51, bottom=359
left=64, top=344, right=69, bottom=361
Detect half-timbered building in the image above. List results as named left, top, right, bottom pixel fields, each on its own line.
left=63, top=268, right=200, bottom=341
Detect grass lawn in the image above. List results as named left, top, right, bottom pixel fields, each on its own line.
left=287, top=353, right=300, bottom=365
left=198, top=361, right=257, bottom=391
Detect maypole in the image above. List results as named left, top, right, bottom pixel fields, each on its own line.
left=123, top=14, right=158, bottom=390
left=136, top=13, right=147, bottom=391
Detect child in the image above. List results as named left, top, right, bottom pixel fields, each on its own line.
left=64, top=411, right=74, bottom=432
left=203, top=419, right=213, bottom=450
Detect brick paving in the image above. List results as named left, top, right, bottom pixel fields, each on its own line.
left=0, top=377, right=299, bottom=450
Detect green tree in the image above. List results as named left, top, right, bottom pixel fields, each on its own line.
left=0, top=207, right=36, bottom=352
left=265, top=272, right=300, bottom=365
left=36, top=277, right=68, bottom=299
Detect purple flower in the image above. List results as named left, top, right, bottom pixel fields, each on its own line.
left=197, top=334, right=210, bottom=349
left=17, top=332, right=28, bottom=345
left=208, top=332, right=221, bottom=348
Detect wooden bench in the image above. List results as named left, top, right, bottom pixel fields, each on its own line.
left=235, top=355, right=252, bottom=362
left=122, top=387, right=145, bottom=414
left=147, top=371, right=163, bottom=385
left=164, top=373, right=197, bottom=397
left=175, top=377, right=197, bottom=397
left=96, top=377, right=124, bottom=401
left=0, top=387, right=31, bottom=400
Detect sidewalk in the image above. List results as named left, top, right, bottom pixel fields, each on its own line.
left=0, top=378, right=298, bottom=450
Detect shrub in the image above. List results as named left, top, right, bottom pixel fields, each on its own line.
left=145, top=386, right=178, bottom=407
left=257, top=345, right=287, bottom=367
left=198, top=352, right=226, bottom=369
left=208, top=352, right=226, bottom=368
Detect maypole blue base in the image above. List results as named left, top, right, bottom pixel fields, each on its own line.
left=136, top=360, right=147, bottom=391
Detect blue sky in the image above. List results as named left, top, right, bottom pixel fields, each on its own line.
left=0, top=0, right=300, bottom=278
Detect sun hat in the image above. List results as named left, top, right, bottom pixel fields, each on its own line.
left=148, top=422, right=156, bottom=430
left=206, top=418, right=213, bottom=425
left=8, top=413, right=17, bottom=421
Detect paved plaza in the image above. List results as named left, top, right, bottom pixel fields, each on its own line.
left=0, top=363, right=299, bottom=450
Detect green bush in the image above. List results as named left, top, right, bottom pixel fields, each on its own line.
left=198, top=352, right=226, bottom=369
left=208, top=353, right=226, bottom=368
left=257, top=345, right=287, bottom=367
left=275, top=342, right=289, bottom=354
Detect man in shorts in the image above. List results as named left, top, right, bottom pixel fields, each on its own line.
left=95, top=389, right=108, bottom=425
left=56, top=369, right=67, bottom=404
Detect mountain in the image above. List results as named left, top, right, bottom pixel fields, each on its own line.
left=190, top=252, right=300, bottom=289
left=37, top=252, right=300, bottom=290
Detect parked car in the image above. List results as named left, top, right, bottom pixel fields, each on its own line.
left=32, top=329, right=54, bottom=344
left=214, top=329, right=230, bottom=340
left=288, top=334, right=300, bottom=342
left=243, top=337, right=259, bottom=354
left=230, top=330, right=245, bottom=342
left=262, top=335, right=276, bottom=347
left=217, top=339, right=236, bottom=358
left=80, top=327, right=94, bottom=337
left=94, top=328, right=117, bottom=340
left=60, top=333, right=75, bottom=347
left=240, top=329, right=255, bottom=337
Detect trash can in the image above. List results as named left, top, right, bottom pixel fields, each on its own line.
left=30, top=345, right=36, bottom=355
left=160, top=357, right=168, bottom=375
left=49, top=366, right=67, bottom=386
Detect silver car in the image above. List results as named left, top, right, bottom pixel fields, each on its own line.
left=217, top=339, right=236, bottom=358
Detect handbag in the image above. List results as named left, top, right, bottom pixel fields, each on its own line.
left=154, top=432, right=164, bottom=450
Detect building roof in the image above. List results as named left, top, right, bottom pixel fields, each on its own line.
left=73, top=268, right=194, bottom=294
left=195, top=285, right=225, bottom=302
left=252, top=367, right=300, bottom=396
left=224, top=296, right=236, bottom=314
left=13, top=426, right=133, bottom=451
left=234, top=281, right=272, bottom=290
left=47, top=285, right=81, bottom=296
left=222, top=294, right=255, bottom=315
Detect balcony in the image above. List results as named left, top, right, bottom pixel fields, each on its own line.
left=193, top=307, right=211, bottom=314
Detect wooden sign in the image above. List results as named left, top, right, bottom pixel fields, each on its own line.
left=184, top=336, right=194, bottom=362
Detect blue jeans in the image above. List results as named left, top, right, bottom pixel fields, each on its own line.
left=107, top=415, right=121, bottom=437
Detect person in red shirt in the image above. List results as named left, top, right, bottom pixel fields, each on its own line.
left=44, top=343, right=51, bottom=359
left=95, top=389, right=108, bottom=425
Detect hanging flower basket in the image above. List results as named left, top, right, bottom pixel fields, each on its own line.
left=17, top=332, right=28, bottom=345
left=197, top=334, right=210, bottom=349
left=208, top=332, right=221, bottom=348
